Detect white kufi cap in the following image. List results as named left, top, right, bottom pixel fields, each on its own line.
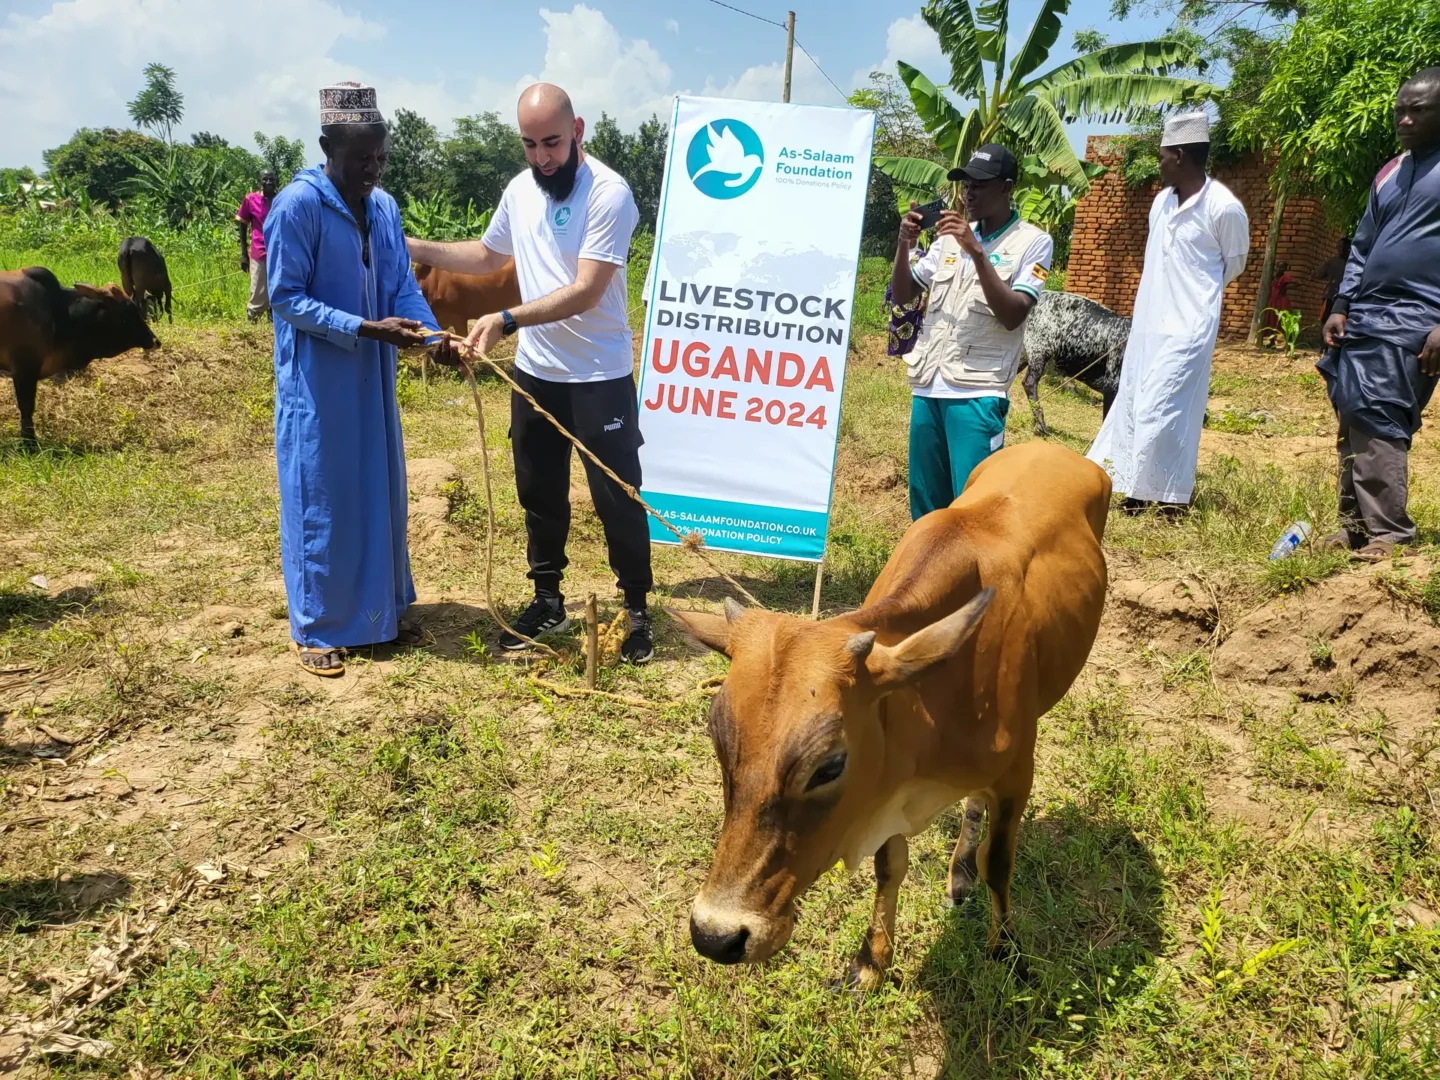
left=1160, top=111, right=1210, bottom=147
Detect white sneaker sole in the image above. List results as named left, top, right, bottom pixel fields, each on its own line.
left=500, top=615, right=572, bottom=650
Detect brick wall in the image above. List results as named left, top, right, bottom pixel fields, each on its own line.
left=1067, top=136, right=1343, bottom=338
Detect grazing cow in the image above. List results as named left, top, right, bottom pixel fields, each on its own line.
left=1021, top=292, right=1131, bottom=436
left=0, top=268, right=160, bottom=446
left=672, top=441, right=1110, bottom=987
left=413, top=260, right=521, bottom=336
left=117, top=236, right=174, bottom=323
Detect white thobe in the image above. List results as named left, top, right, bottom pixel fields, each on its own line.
left=1088, top=177, right=1250, bottom=503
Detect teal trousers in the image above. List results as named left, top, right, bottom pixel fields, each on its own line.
left=908, top=395, right=1010, bottom=520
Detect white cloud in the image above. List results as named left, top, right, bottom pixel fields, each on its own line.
left=517, top=5, right=675, bottom=127
left=665, top=18, right=680, bottom=34
left=851, top=14, right=948, bottom=90
left=700, top=53, right=846, bottom=108
left=0, top=1, right=871, bottom=168
left=0, top=0, right=389, bottom=166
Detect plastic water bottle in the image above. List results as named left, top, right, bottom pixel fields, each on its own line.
left=1269, top=520, right=1312, bottom=560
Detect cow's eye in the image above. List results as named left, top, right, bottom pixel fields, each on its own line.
left=805, top=751, right=847, bottom=792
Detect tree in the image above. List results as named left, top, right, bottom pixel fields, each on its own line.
left=127, top=63, right=184, bottom=145
left=441, top=112, right=528, bottom=217
left=384, top=108, right=444, bottom=208
left=43, top=127, right=167, bottom=206
left=849, top=72, right=943, bottom=254
left=254, top=132, right=308, bottom=185
left=877, top=0, right=1218, bottom=204
left=190, top=131, right=228, bottom=150
left=1232, top=0, right=1440, bottom=227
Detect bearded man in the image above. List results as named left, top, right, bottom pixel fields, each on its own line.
left=407, top=83, right=653, bottom=662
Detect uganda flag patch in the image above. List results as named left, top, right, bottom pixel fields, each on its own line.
left=1031, top=264, right=1049, bottom=283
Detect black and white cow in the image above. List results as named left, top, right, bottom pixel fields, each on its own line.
left=1021, top=292, right=1131, bottom=437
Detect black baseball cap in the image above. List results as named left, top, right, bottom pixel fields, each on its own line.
left=948, top=144, right=1018, bottom=183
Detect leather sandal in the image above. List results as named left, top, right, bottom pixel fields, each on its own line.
left=294, top=642, right=346, bottom=677
left=392, top=620, right=427, bottom=647
left=1351, top=540, right=1396, bottom=563
left=1316, top=530, right=1354, bottom=553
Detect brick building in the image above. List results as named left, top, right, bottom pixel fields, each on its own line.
left=1065, top=136, right=1344, bottom=339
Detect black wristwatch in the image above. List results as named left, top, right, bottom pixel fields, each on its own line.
left=500, top=309, right=518, bottom=336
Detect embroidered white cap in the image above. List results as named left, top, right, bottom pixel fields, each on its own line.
left=1160, top=111, right=1210, bottom=147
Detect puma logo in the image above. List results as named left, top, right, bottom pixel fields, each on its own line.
left=603, top=417, right=625, bottom=432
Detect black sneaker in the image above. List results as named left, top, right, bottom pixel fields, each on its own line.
left=621, top=607, right=654, bottom=665
left=500, top=595, right=570, bottom=651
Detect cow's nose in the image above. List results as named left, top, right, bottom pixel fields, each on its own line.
left=690, top=915, right=749, bottom=964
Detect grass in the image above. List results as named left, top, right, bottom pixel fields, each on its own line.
left=0, top=250, right=1438, bottom=1077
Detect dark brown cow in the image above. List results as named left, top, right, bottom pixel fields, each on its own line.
left=671, top=441, right=1110, bottom=987
left=0, top=268, right=159, bottom=446
left=118, top=236, right=173, bottom=323
left=413, top=260, right=521, bottom=336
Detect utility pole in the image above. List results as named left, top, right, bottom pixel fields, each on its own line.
left=782, top=11, right=796, bottom=104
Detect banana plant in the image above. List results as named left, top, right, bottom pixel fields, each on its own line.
left=877, top=0, right=1220, bottom=209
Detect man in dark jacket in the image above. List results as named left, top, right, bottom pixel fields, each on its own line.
left=1320, top=68, right=1440, bottom=560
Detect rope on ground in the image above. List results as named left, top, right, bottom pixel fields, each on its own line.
left=432, top=327, right=763, bottom=611
left=170, top=269, right=249, bottom=294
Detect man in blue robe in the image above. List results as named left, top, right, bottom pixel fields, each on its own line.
left=1320, top=68, right=1440, bottom=561
left=265, top=82, right=455, bottom=676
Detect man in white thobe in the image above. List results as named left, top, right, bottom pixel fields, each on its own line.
left=1088, top=112, right=1250, bottom=517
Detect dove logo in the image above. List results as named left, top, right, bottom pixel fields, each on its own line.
left=686, top=119, right=764, bottom=199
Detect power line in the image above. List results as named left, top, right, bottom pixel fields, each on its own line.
left=794, top=40, right=849, bottom=102
left=696, top=0, right=852, bottom=103
left=698, top=0, right=785, bottom=30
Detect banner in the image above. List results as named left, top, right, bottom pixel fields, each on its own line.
left=637, top=96, right=875, bottom=562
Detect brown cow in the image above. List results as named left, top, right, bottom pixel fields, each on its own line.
left=413, top=260, right=521, bottom=336
left=0, top=268, right=159, bottom=446
left=671, top=440, right=1110, bottom=987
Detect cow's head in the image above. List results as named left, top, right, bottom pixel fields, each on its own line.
left=71, top=283, right=160, bottom=356
left=670, top=588, right=993, bottom=965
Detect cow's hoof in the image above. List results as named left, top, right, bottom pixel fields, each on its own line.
left=945, top=857, right=979, bottom=908
left=989, top=939, right=1033, bottom=983
left=833, top=961, right=886, bottom=994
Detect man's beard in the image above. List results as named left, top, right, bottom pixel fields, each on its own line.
left=532, top=139, right=581, bottom=201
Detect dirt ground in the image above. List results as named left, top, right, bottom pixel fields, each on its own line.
left=0, top=329, right=1437, bottom=1078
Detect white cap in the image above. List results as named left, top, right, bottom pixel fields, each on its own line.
left=1160, top=111, right=1210, bottom=147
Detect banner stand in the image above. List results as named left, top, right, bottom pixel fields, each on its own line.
left=637, top=96, right=875, bottom=621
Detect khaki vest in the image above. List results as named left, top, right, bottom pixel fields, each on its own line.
left=907, top=216, right=1047, bottom=393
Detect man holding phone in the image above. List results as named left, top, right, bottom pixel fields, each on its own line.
left=890, top=144, right=1052, bottom=520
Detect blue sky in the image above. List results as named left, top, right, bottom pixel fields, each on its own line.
left=1, top=0, right=1184, bottom=169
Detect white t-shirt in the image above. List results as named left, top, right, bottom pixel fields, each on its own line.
left=910, top=214, right=1053, bottom=399
left=482, top=156, right=639, bottom=383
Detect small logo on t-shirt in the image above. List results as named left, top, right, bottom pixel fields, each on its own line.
left=987, top=252, right=1002, bottom=266
left=554, top=205, right=572, bottom=228
left=603, top=416, right=625, bottom=432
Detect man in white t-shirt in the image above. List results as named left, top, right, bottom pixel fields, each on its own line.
left=408, top=83, right=654, bottom=662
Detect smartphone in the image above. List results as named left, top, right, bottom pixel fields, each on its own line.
left=913, top=197, right=948, bottom=230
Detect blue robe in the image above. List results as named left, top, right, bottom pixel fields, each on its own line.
left=1319, top=149, right=1440, bottom=443
left=263, top=167, right=439, bottom=649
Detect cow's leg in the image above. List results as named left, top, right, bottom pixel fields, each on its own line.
left=1102, top=385, right=1118, bottom=418
left=844, top=833, right=909, bottom=990
left=945, top=796, right=986, bottom=906
left=1023, top=360, right=1049, bottom=437
left=12, top=367, right=40, bottom=449
left=978, top=778, right=1032, bottom=973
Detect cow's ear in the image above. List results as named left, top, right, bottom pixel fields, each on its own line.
left=666, top=607, right=732, bottom=656
left=73, top=282, right=103, bottom=299
left=864, top=587, right=993, bottom=690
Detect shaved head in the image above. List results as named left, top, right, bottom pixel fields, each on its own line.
left=518, top=82, right=575, bottom=126
left=517, top=82, right=586, bottom=201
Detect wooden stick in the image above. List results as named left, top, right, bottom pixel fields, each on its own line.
left=585, top=593, right=599, bottom=690
left=811, top=557, right=824, bottom=620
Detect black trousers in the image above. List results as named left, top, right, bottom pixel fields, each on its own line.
left=510, top=368, right=653, bottom=607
